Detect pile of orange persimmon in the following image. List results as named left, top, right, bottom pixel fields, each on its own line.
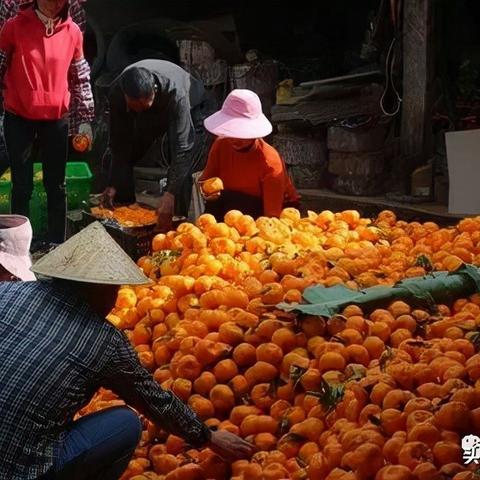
left=91, top=204, right=157, bottom=227
left=77, top=209, right=480, bottom=480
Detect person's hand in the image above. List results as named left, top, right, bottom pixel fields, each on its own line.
left=78, top=123, right=93, bottom=151
left=207, top=430, right=256, bottom=462
left=203, top=192, right=221, bottom=202
left=156, top=192, right=175, bottom=232
left=198, top=181, right=221, bottom=202
left=101, top=186, right=116, bottom=209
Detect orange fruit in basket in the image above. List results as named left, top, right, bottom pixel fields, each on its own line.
left=202, top=177, right=224, bottom=196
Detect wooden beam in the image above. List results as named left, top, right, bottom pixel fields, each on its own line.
left=397, top=0, right=434, bottom=193
left=299, top=71, right=383, bottom=88
left=271, top=84, right=383, bottom=126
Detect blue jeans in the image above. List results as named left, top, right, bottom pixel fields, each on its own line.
left=40, top=407, right=142, bottom=480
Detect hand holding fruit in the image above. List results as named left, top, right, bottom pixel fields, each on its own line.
left=200, top=177, right=223, bottom=202
left=100, top=186, right=116, bottom=209
left=72, top=123, right=93, bottom=152
left=156, top=192, right=175, bottom=232
left=208, top=430, right=256, bottom=462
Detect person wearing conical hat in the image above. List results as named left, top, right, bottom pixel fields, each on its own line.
left=0, top=222, right=254, bottom=480
left=200, top=89, right=300, bottom=220
left=0, top=214, right=36, bottom=281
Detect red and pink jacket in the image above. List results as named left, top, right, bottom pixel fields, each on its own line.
left=0, top=4, right=93, bottom=133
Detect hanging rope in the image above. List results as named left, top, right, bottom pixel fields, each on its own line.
left=379, top=0, right=403, bottom=117
left=380, top=35, right=402, bottom=116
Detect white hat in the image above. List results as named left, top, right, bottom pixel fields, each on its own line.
left=0, top=215, right=36, bottom=281
left=31, top=222, right=150, bottom=285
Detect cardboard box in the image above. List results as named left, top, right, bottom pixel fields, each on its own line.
left=445, top=129, right=480, bottom=215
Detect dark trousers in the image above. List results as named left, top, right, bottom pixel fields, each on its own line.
left=205, top=190, right=264, bottom=221
left=4, top=112, right=68, bottom=243
left=39, top=407, right=142, bottom=480
left=0, top=111, right=8, bottom=177
left=175, top=126, right=212, bottom=217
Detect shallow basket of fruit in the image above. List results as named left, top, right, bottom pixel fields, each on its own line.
left=90, top=204, right=157, bottom=229
left=83, top=205, right=157, bottom=260
left=77, top=209, right=480, bottom=480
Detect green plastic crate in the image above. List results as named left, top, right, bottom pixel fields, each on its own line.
left=0, top=162, right=92, bottom=236
left=0, top=179, right=9, bottom=215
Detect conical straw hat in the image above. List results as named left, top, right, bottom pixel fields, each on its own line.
left=31, top=222, right=151, bottom=285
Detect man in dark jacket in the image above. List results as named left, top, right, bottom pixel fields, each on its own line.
left=102, top=59, right=212, bottom=231
left=0, top=222, right=253, bottom=480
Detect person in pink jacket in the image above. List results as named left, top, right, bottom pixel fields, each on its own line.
left=0, top=0, right=88, bottom=177
left=0, top=0, right=94, bottom=243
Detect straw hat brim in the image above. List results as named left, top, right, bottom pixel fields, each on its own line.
left=31, top=222, right=151, bottom=286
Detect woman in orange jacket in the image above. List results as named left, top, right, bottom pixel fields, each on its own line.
left=200, top=89, right=299, bottom=220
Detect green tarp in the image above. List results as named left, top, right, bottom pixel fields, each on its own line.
left=277, top=264, right=480, bottom=318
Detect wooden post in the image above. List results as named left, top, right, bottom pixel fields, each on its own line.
left=397, top=0, right=434, bottom=193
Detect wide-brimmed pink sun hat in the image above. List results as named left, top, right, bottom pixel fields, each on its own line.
left=0, top=215, right=36, bottom=281
left=204, top=89, right=273, bottom=139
